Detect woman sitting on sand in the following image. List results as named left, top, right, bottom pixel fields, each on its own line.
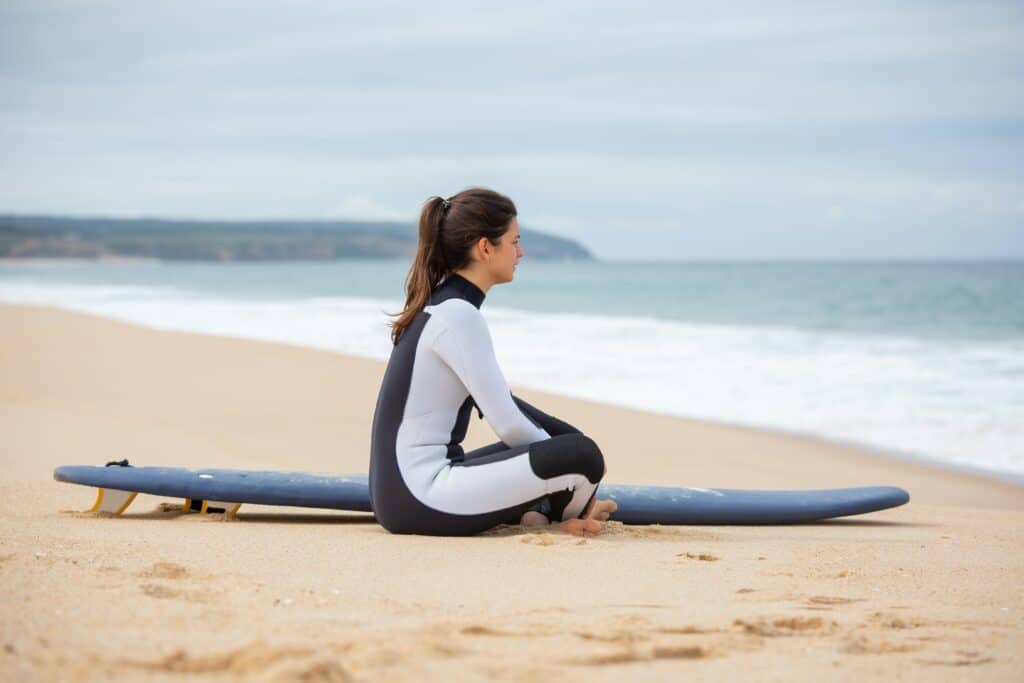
left=369, top=187, right=617, bottom=536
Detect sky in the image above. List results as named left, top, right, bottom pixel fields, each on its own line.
left=1, top=1, right=1022, bottom=260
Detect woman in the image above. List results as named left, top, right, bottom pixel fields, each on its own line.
left=369, top=187, right=616, bottom=536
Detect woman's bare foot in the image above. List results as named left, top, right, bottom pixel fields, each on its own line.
left=586, top=498, right=618, bottom=522
left=519, top=496, right=616, bottom=537
left=582, top=495, right=618, bottom=521
left=520, top=510, right=602, bottom=537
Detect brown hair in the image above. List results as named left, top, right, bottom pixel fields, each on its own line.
left=387, top=187, right=517, bottom=345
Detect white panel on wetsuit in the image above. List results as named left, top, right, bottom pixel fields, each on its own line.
left=428, top=299, right=550, bottom=448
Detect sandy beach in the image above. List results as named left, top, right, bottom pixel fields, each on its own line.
left=2, top=302, right=1022, bottom=681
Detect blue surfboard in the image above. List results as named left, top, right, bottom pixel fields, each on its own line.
left=54, top=465, right=909, bottom=525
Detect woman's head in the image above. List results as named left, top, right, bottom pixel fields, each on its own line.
left=388, top=187, right=523, bottom=345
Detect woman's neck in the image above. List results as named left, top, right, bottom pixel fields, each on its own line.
left=453, top=268, right=493, bottom=295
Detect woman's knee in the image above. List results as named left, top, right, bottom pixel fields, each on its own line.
left=529, top=432, right=605, bottom=484
left=574, top=434, right=605, bottom=483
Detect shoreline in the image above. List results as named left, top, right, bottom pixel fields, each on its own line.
left=632, top=407, right=1024, bottom=490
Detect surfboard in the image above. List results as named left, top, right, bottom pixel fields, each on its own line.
left=54, top=465, right=910, bottom=525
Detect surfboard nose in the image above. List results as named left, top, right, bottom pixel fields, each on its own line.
left=884, top=486, right=911, bottom=506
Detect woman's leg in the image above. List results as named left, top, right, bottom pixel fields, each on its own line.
left=457, top=440, right=545, bottom=524
left=511, top=397, right=611, bottom=519
left=384, top=429, right=607, bottom=536
left=461, top=397, right=590, bottom=523
left=433, top=432, right=605, bottom=528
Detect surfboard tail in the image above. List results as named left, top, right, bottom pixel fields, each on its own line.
left=84, top=487, right=242, bottom=518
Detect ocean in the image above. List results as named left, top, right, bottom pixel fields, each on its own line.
left=2, top=259, right=1021, bottom=479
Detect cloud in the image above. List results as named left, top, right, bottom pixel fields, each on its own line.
left=0, top=0, right=1021, bottom=259
left=327, top=195, right=407, bottom=221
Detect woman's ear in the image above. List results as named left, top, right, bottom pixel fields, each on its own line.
left=475, top=236, right=492, bottom=262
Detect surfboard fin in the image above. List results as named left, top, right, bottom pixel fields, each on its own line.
left=182, top=498, right=242, bottom=517
left=88, top=488, right=138, bottom=516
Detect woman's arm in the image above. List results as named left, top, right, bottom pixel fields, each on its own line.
left=511, top=394, right=581, bottom=436
left=432, top=304, right=550, bottom=447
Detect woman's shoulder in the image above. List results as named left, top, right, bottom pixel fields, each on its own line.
left=424, top=297, right=488, bottom=332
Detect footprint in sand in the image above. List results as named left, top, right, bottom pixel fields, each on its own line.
left=277, top=659, right=352, bottom=682
left=676, top=552, right=719, bottom=562
left=842, top=635, right=922, bottom=655
left=575, top=629, right=650, bottom=645
left=461, top=623, right=561, bottom=640
left=794, top=595, right=864, bottom=611
left=574, top=643, right=716, bottom=665
left=141, top=583, right=181, bottom=600
left=137, top=563, right=216, bottom=604
left=122, top=641, right=321, bottom=675
left=805, top=595, right=862, bottom=606
left=460, top=625, right=517, bottom=637
left=920, top=649, right=994, bottom=667
left=870, top=612, right=929, bottom=630
left=734, top=616, right=836, bottom=637
left=137, top=562, right=190, bottom=580
left=655, top=625, right=722, bottom=635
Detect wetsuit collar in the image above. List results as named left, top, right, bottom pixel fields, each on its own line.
left=430, top=272, right=486, bottom=309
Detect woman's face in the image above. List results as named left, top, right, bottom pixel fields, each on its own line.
left=489, top=217, right=523, bottom=284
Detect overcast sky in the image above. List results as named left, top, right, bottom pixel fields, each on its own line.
left=1, top=1, right=1021, bottom=260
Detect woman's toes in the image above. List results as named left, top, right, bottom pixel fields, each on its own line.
left=587, top=499, right=617, bottom=521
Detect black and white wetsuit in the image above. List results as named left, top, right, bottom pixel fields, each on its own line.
left=369, top=273, right=605, bottom=536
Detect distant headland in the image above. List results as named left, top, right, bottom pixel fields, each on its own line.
left=0, top=214, right=593, bottom=261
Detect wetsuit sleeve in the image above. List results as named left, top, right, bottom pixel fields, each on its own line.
left=511, top=394, right=581, bottom=437
left=432, top=306, right=550, bottom=447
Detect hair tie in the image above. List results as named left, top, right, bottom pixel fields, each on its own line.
left=441, top=198, right=451, bottom=211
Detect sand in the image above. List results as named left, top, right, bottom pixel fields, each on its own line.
left=1, top=302, right=1022, bottom=681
